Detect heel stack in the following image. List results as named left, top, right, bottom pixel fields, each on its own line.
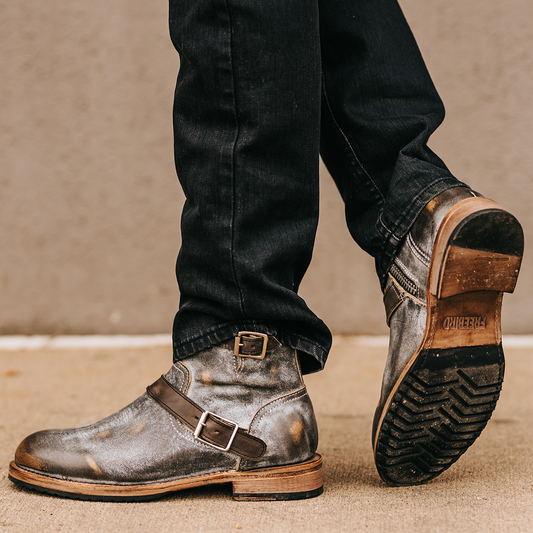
left=232, top=454, right=323, bottom=501
left=431, top=198, right=524, bottom=299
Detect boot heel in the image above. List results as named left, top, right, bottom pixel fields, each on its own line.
left=430, top=198, right=524, bottom=299
left=232, top=454, right=323, bottom=501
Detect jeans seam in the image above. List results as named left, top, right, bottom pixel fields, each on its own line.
left=225, top=0, right=247, bottom=317
left=378, top=214, right=396, bottom=241
left=322, top=76, right=385, bottom=203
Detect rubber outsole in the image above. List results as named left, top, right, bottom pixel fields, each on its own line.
left=374, top=344, right=504, bottom=485
left=374, top=198, right=523, bottom=486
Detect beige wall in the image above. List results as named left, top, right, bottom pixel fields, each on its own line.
left=2, top=0, right=532, bottom=336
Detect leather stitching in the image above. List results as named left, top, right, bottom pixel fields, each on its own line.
left=168, top=412, right=200, bottom=446
left=247, top=387, right=308, bottom=433
left=407, top=232, right=431, bottom=266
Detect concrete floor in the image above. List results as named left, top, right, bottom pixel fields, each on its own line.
left=1, top=336, right=532, bottom=532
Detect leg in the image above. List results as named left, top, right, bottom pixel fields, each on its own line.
left=319, top=0, right=465, bottom=284
left=171, top=0, right=330, bottom=373
left=318, top=0, right=524, bottom=485
left=8, top=0, right=327, bottom=500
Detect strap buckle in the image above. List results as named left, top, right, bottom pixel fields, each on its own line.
left=193, top=411, right=239, bottom=452
left=234, top=331, right=268, bottom=359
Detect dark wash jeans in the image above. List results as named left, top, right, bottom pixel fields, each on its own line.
left=169, top=0, right=466, bottom=374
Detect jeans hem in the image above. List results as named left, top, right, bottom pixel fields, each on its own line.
left=376, top=178, right=469, bottom=289
left=173, top=321, right=329, bottom=375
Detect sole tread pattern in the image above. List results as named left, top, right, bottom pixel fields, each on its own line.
left=375, top=345, right=503, bottom=486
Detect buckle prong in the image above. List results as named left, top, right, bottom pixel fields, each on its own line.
left=193, top=410, right=239, bottom=452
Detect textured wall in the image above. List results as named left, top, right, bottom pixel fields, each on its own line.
left=1, top=1, right=181, bottom=334
left=1, top=0, right=532, bottom=335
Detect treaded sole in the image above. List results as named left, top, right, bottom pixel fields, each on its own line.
left=374, top=344, right=503, bottom=486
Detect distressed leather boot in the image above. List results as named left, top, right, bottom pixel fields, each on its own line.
left=373, top=188, right=524, bottom=486
left=9, top=333, right=322, bottom=501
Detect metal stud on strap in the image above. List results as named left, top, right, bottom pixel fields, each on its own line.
left=234, top=331, right=268, bottom=359
left=193, top=410, right=239, bottom=452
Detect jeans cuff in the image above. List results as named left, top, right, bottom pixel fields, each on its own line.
left=376, top=179, right=469, bottom=289
left=173, top=321, right=329, bottom=375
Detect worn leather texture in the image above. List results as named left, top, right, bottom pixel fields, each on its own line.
left=14, top=341, right=318, bottom=485
left=376, top=188, right=476, bottom=417
left=146, top=375, right=267, bottom=460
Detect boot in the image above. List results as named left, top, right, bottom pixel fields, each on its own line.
left=9, top=332, right=323, bottom=501
left=373, top=188, right=524, bottom=486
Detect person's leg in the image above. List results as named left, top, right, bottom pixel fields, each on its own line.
left=171, top=0, right=330, bottom=374
left=319, top=0, right=466, bottom=283
left=318, top=0, right=524, bottom=485
left=8, top=0, right=327, bottom=501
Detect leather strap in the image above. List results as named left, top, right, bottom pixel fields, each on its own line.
left=147, top=376, right=266, bottom=461
left=383, top=282, right=407, bottom=326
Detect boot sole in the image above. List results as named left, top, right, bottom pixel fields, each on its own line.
left=374, top=197, right=524, bottom=486
left=8, top=453, right=323, bottom=502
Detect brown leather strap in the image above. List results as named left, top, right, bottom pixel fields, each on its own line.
left=147, top=376, right=266, bottom=461
left=383, top=282, right=407, bottom=326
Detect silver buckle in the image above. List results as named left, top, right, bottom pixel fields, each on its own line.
left=234, top=331, right=268, bottom=359
left=193, top=410, right=239, bottom=452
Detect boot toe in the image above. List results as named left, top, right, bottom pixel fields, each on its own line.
left=15, top=430, right=56, bottom=473
left=15, top=429, right=103, bottom=481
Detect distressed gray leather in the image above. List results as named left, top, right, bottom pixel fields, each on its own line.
left=376, top=188, right=477, bottom=422
left=15, top=340, right=318, bottom=485
left=240, top=388, right=318, bottom=471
